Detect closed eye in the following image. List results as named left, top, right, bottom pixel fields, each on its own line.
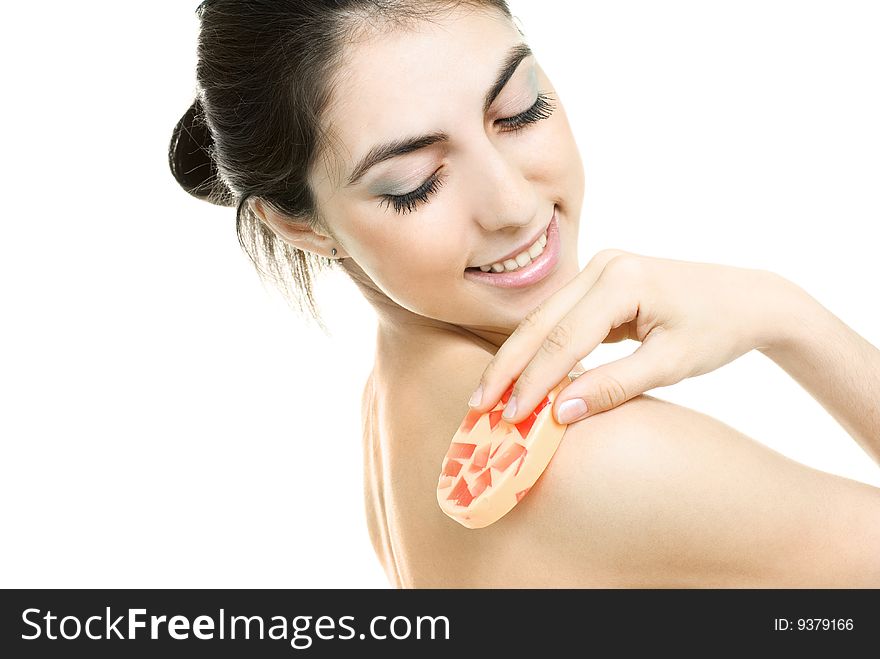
left=379, top=92, right=557, bottom=215
left=378, top=170, right=446, bottom=215
left=495, top=91, right=556, bottom=133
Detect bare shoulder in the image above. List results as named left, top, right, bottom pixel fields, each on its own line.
left=378, top=337, right=880, bottom=588
left=544, top=394, right=880, bottom=586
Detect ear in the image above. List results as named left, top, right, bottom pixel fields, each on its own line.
left=249, top=198, right=349, bottom=259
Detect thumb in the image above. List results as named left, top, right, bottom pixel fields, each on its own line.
left=554, top=338, right=675, bottom=423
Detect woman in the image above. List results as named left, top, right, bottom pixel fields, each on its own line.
left=169, top=0, right=880, bottom=587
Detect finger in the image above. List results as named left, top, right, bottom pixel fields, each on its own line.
left=501, top=266, right=640, bottom=424
left=469, top=248, right=631, bottom=413
left=551, top=334, right=677, bottom=423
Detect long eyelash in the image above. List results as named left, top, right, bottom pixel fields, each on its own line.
left=379, top=94, right=556, bottom=215
left=379, top=172, right=446, bottom=215
left=496, top=92, right=557, bottom=133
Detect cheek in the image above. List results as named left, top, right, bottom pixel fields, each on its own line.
left=362, top=225, right=465, bottom=291
left=510, top=122, right=579, bottom=196
left=543, top=113, right=582, bottom=187
left=393, top=229, right=466, bottom=283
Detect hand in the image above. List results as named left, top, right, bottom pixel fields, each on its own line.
left=468, top=249, right=800, bottom=425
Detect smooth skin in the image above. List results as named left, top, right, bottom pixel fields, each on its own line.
left=470, top=249, right=880, bottom=468
left=365, top=328, right=880, bottom=587
left=246, top=5, right=880, bottom=586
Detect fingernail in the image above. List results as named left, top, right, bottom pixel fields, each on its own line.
left=468, top=385, right=482, bottom=407
left=502, top=396, right=517, bottom=420
left=557, top=398, right=588, bottom=424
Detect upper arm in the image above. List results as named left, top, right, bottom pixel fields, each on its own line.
left=539, top=394, right=880, bottom=587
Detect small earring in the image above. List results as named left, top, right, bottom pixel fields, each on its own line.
left=331, top=248, right=337, bottom=257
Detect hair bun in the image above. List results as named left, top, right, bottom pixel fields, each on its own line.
left=168, top=97, right=235, bottom=207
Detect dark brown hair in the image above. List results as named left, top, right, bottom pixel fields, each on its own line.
left=168, top=0, right=514, bottom=333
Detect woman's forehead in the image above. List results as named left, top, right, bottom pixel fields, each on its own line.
left=318, top=6, right=522, bottom=185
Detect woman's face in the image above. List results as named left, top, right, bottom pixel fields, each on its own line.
left=310, top=5, right=585, bottom=342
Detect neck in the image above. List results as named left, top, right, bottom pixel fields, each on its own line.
left=340, top=259, right=510, bottom=355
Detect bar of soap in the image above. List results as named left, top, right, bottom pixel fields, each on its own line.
left=437, top=376, right=573, bottom=529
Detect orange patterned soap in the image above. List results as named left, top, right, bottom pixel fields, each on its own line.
left=437, top=376, right=573, bottom=529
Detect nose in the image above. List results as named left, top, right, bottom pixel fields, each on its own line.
left=464, top=133, right=538, bottom=233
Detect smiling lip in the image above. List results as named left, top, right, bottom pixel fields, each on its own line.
left=469, top=218, right=551, bottom=268
left=463, top=206, right=560, bottom=289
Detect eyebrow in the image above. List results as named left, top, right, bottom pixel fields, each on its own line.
left=345, top=42, right=533, bottom=187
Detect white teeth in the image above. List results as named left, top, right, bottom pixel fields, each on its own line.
left=475, top=227, right=549, bottom=273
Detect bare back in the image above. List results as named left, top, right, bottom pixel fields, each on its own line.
left=362, top=333, right=880, bottom=588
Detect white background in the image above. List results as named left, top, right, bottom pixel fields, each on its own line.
left=2, top=1, right=878, bottom=588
